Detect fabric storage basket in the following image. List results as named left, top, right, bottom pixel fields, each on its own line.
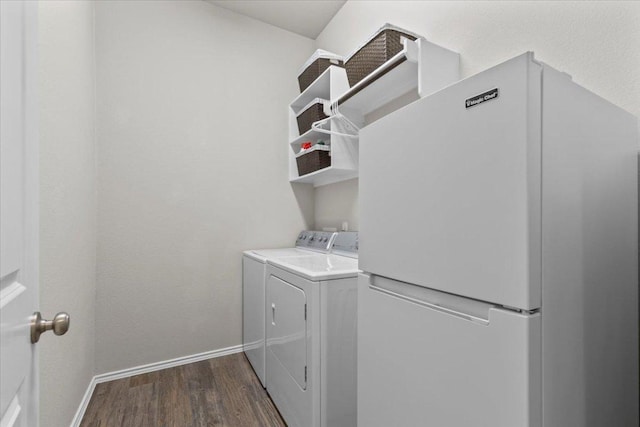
left=345, top=24, right=419, bottom=87
left=296, top=145, right=331, bottom=176
left=298, top=49, right=344, bottom=92
left=296, top=98, right=328, bottom=135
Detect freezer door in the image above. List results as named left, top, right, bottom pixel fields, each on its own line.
left=360, top=52, right=542, bottom=310
left=358, top=273, right=541, bottom=427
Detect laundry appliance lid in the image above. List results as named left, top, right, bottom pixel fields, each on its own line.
left=243, top=248, right=314, bottom=263
left=268, top=254, right=360, bottom=281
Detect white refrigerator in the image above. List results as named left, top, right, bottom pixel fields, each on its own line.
left=358, top=52, right=638, bottom=427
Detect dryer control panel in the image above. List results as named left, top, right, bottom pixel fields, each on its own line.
left=331, top=232, right=359, bottom=258
left=295, top=231, right=336, bottom=253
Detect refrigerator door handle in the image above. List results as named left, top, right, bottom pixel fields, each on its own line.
left=368, top=274, right=498, bottom=324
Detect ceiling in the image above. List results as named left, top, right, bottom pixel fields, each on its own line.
left=206, top=0, right=346, bottom=39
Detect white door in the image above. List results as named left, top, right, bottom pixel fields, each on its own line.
left=266, top=275, right=307, bottom=390
left=1, top=2, right=39, bottom=426
left=265, top=268, right=315, bottom=427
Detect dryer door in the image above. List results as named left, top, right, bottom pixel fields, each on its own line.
left=266, top=275, right=307, bottom=389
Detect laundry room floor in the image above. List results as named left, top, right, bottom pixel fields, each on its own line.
left=79, top=353, right=285, bottom=427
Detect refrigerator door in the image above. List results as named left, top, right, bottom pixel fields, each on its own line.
left=360, top=52, right=542, bottom=310
left=358, top=273, right=541, bottom=427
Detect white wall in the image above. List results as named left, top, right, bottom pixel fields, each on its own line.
left=314, top=0, right=640, bottom=229
left=94, top=1, right=314, bottom=373
left=315, top=178, right=358, bottom=231
left=38, top=1, right=96, bottom=426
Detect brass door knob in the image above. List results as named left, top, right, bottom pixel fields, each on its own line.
left=31, top=311, right=70, bottom=343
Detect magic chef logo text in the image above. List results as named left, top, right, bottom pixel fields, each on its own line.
left=465, top=88, right=499, bottom=109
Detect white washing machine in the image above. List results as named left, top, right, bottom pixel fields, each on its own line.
left=243, top=230, right=336, bottom=387
left=265, top=232, right=359, bottom=427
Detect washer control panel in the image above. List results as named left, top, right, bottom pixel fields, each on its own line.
left=295, top=231, right=336, bottom=252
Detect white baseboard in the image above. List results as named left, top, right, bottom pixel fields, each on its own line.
left=93, top=344, right=244, bottom=383
left=70, top=344, right=244, bottom=427
left=70, top=376, right=97, bottom=427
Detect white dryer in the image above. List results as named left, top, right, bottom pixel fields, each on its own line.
left=243, top=231, right=336, bottom=387
left=265, top=232, right=359, bottom=427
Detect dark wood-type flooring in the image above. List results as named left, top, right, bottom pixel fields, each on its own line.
left=80, top=353, right=286, bottom=427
